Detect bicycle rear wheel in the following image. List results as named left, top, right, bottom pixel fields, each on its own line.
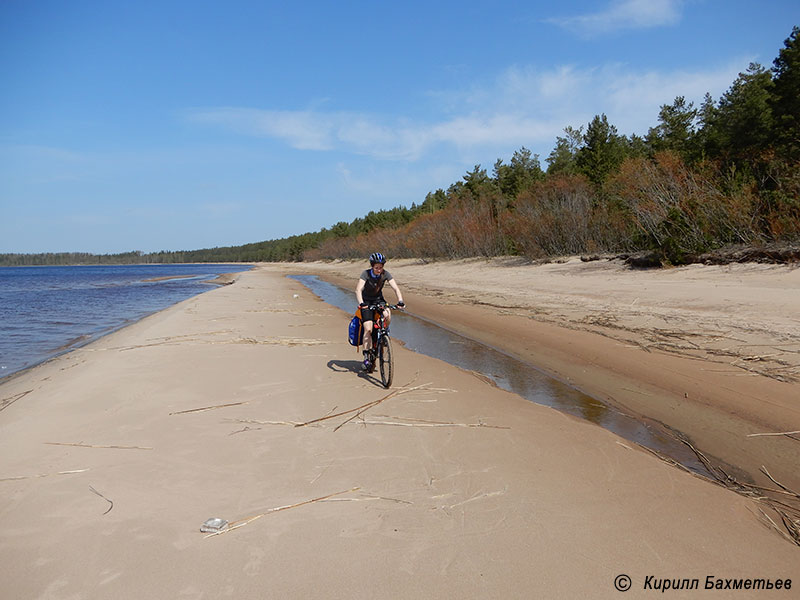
left=378, top=335, right=394, bottom=388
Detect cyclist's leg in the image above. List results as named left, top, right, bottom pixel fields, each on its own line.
left=361, top=307, right=376, bottom=369
left=383, top=307, right=392, bottom=327
left=361, top=303, right=377, bottom=351
left=362, top=320, right=374, bottom=350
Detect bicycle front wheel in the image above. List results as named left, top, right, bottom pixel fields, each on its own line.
left=378, top=335, right=394, bottom=388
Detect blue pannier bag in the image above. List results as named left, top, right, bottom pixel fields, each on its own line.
left=348, top=312, right=363, bottom=346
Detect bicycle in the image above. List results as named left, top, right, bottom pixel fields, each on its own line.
left=362, top=303, right=401, bottom=388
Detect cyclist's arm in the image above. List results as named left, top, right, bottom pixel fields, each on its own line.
left=387, top=279, right=404, bottom=305
left=355, top=278, right=366, bottom=305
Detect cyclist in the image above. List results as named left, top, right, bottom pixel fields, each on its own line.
left=355, top=252, right=405, bottom=370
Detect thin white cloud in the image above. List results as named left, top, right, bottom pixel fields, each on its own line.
left=549, top=0, right=684, bottom=36
left=444, top=59, right=742, bottom=142
left=188, top=108, right=336, bottom=150
left=185, top=58, right=742, bottom=163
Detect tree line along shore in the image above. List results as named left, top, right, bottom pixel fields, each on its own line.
left=3, top=27, right=798, bottom=269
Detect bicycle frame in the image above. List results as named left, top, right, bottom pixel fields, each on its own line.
left=364, top=303, right=400, bottom=387
left=370, top=305, right=391, bottom=342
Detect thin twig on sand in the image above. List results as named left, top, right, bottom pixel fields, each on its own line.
left=760, top=466, right=800, bottom=500
left=170, top=401, right=250, bottom=415
left=747, top=430, right=800, bottom=438
left=753, top=506, right=799, bottom=546
left=346, top=416, right=509, bottom=429
left=0, top=469, right=89, bottom=482
left=226, top=418, right=306, bottom=426
left=295, top=376, right=427, bottom=430
left=45, top=442, right=153, bottom=450
left=228, top=426, right=262, bottom=435
left=679, top=436, right=800, bottom=545
left=204, top=487, right=360, bottom=538
left=0, top=389, right=33, bottom=412
left=89, top=485, right=114, bottom=515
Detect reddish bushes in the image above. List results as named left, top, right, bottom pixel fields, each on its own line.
left=304, top=152, right=798, bottom=263
left=607, top=152, right=763, bottom=261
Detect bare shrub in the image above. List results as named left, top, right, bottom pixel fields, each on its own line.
left=607, top=152, right=761, bottom=262
left=500, top=174, right=598, bottom=258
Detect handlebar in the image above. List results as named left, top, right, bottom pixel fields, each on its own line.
left=360, top=303, right=404, bottom=311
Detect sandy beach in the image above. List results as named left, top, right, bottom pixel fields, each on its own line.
left=290, top=258, right=800, bottom=495
left=1, top=263, right=798, bottom=599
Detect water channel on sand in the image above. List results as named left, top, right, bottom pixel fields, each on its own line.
left=291, top=274, right=709, bottom=476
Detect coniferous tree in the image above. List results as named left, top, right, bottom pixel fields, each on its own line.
left=646, top=96, right=698, bottom=157
left=462, top=165, right=494, bottom=198
left=546, top=126, right=583, bottom=175
left=707, top=63, right=775, bottom=162
left=771, top=26, right=800, bottom=161
left=576, top=114, right=626, bottom=186
left=493, top=147, right=544, bottom=201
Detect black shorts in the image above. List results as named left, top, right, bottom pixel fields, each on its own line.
left=361, top=298, right=386, bottom=323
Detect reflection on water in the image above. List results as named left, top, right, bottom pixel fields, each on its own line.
left=290, top=274, right=708, bottom=475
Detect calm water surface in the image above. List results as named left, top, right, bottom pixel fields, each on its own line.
left=0, top=264, right=250, bottom=380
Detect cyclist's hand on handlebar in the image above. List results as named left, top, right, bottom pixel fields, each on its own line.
left=359, top=302, right=368, bottom=309
left=397, top=301, right=405, bottom=308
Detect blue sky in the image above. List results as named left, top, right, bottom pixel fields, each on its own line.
left=1, top=0, right=798, bottom=254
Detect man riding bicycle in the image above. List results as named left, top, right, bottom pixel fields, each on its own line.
left=355, top=252, right=405, bottom=371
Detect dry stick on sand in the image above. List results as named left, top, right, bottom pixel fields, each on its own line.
left=88, top=485, right=114, bottom=515
left=0, top=469, right=89, bottom=482
left=294, top=376, right=426, bottom=431
left=333, top=383, right=437, bottom=433
left=45, top=442, right=153, bottom=450
left=681, top=437, right=800, bottom=543
left=227, top=418, right=306, bottom=427
left=760, top=466, right=800, bottom=500
left=753, top=506, right=800, bottom=546
left=170, top=401, right=250, bottom=415
left=350, top=416, right=509, bottom=429
left=204, top=487, right=360, bottom=539
left=0, top=389, right=33, bottom=412
left=747, top=430, right=800, bottom=438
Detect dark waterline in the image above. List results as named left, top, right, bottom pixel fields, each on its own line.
left=0, top=264, right=251, bottom=381
left=290, top=274, right=709, bottom=476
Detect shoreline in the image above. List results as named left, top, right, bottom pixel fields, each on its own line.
left=1, top=265, right=797, bottom=598
left=277, top=258, right=800, bottom=499
left=0, top=268, right=248, bottom=384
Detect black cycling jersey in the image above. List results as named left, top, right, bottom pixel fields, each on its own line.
left=359, top=268, right=393, bottom=301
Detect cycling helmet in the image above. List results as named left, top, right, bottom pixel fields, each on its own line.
left=369, top=252, right=386, bottom=265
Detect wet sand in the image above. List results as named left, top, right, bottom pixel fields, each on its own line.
left=0, top=265, right=797, bottom=599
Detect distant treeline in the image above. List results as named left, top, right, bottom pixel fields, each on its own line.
left=4, top=27, right=798, bottom=268
left=0, top=204, right=429, bottom=265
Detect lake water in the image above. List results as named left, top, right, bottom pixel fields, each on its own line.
left=0, top=264, right=250, bottom=380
